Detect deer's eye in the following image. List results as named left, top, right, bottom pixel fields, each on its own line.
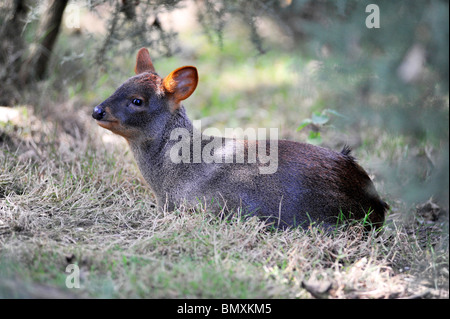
left=132, top=98, right=143, bottom=106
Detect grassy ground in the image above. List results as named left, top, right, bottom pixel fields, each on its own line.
left=1, top=14, right=448, bottom=299
left=0, top=111, right=447, bottom=298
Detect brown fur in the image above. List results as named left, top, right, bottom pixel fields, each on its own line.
left=92, top=48, right=388, bottom=230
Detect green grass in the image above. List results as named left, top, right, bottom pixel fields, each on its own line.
left=0, top=112, right=447, bottom=298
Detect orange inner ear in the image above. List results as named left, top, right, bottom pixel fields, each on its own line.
left=163, top=66, right=198, bottom=105
left=135, top=48, right=156, bottom=74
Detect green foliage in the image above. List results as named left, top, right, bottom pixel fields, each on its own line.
left=297, top=109, right=345, bottom=145
left=280, top=0, right=448, bottom=207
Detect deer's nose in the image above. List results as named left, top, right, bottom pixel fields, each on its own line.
left=92, top=105, right=105, bottom=120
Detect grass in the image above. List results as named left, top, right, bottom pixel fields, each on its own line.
left=0, top=109, right=448, bottom=299
left=1, top=13, right=448, bottom=299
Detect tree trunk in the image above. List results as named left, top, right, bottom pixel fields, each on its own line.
left=0, top=0, right=29, bottom=104
left=20, top=0, right=69, bottom=83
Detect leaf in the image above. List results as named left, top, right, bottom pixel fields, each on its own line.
left=297, top=118, right=312, bottom=131
left=308, top=131, right=323, bottom=145
left=311, top=112, right=329, bottom=125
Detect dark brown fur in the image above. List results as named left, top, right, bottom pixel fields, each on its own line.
left=92, top=48, right=388, bottom=230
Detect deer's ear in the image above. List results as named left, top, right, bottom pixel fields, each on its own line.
left=135, top=48, right=155, bottom=74
left=163, top=66, right=198, bottom=105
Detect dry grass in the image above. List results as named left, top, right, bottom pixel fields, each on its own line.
left=0, top=105, right=448, bottom=299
